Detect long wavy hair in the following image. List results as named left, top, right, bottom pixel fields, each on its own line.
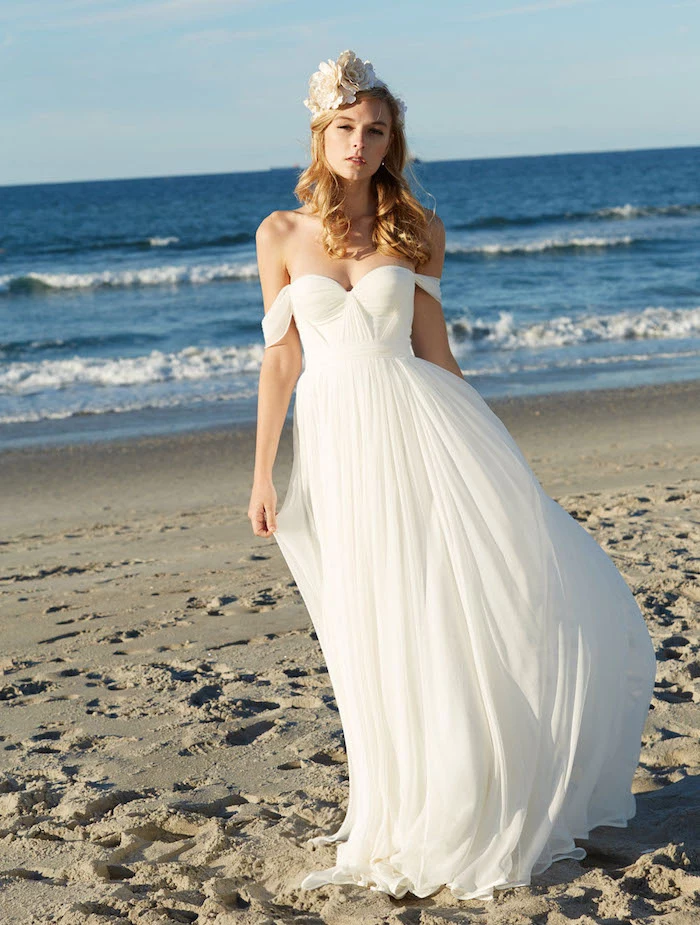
left=293, top=85, right=436, bottom=269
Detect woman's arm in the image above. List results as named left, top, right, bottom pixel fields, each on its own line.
left=248, top=211, right=303, bottom=537
left=410, top=214, right=464, bottom=380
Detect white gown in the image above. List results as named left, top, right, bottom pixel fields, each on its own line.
left=260, top=264, right=657, bottom=902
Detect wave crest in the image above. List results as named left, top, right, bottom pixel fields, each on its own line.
left=0, top=261, right=260, bottom=295
left=448, top=304, right=700, bottom=350
left=447, top=235, right=637, bottom=257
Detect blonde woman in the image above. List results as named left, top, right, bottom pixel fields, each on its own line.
left=248, top=49, right=656, bottom=902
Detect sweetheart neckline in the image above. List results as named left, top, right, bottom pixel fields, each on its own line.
left=288, top=264, right=437, bottom=293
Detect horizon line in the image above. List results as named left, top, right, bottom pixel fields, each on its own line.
left=2, top=142, right=699, bottom=190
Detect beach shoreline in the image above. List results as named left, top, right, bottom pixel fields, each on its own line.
left=2, top=377, right=699, bottom=528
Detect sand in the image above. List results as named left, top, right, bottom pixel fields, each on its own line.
left=1, top=378, right=699, bottom=924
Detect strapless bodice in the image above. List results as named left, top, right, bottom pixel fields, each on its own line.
left=261, top=265, right=441, bottom=368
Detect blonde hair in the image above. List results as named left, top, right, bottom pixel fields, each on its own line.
left=293, top=85, right=436, bottom=269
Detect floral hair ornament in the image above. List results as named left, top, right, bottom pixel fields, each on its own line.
left=303, top=49, right=407, bottom=127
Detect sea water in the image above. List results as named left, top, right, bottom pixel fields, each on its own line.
left=1, top=145, right=699, bottom=448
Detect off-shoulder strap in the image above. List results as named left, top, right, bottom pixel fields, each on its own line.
left=415, top=273, right=441, bottom=304
left=261, top=284, right=293, bottom=347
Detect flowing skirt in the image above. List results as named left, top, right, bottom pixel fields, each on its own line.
left=272, top=354, right=657, bottom=902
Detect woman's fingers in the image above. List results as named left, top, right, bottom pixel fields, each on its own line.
left=249, top=500, right=278, bottom=537
left=264, top=502, right=277, bottom=534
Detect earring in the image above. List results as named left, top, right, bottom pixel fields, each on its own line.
left=381, top=160, right=385, bottom=166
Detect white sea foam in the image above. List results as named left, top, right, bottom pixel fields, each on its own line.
left=0, top=260, right=260, bottom=294
left=593, top=202, right=700, bottom=220
left=148, top=236, right=180, bottom=246
left=595, top=204, right=645, bottom=219
left=2, top=305, right=699, bottom=399
left=0, top=387, right=260, bottom=425
left=447, top=235, right=636, bottom=256
left=0, top=343, right=265, bottom=396
left=448, top=305, right=700, bottom=350
left=3, top=344, right=699, bottom=425
left=457, top=348, right=700, bottom=378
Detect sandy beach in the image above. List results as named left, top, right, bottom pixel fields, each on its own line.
left=1, top=377, right=699, bottom=923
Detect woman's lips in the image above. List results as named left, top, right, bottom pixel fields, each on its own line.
left=347, top=157, right=366, bottom=164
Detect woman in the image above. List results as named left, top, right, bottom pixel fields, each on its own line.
left=248, top=49, right=657, bottom=902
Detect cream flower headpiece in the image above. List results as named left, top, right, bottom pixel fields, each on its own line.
left=303, top=49, right=407, bottom=126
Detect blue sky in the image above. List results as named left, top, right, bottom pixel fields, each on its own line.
left=1, top=0, right=698, bottom=186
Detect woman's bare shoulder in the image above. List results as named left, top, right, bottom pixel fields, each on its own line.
left=256, top=208, right=318, bottom=247
left=255, top=210, right=318, bottom=286
left=256, top=209, right=296, bottom=239
left=415, top=205, right=445, bottom=277
left=421, top=206, right=445, bottom=251
left=420, top=203, right=443, bottom=230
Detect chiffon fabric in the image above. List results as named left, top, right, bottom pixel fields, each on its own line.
left=260, top=264, right=657, bottom=902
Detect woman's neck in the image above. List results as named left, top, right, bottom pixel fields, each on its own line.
left=341, top=180, right=377, bottom=222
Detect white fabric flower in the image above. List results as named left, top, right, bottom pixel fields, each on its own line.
left=304, top=60, right=345, bottom=115
left=303, top=49, right=406, bottom=125
left=337, top=49, right=377, bottom=95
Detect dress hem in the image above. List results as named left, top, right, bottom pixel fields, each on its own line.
left=299, top=809, right=636, bottom=902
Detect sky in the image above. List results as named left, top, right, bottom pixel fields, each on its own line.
left=1, top=0, right=699, bottom=186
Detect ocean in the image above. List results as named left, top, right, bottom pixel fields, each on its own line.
left=1, top=145, right=699, bottom=450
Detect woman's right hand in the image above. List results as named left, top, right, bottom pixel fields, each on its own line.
left=248, top=479, right=278, bottom=537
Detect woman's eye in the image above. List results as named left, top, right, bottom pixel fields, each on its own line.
left=338, top=125, right=383, bottom=135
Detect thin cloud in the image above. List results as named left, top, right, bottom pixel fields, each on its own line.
left=67, top=0, right=257, bottom=26
left=180, top=13, right=368, bottom=45
left=1, top=0, right=278, bottom=30
left=0, top=0, right=97, bottom=22
left=463, top=0, right=600, bottom=22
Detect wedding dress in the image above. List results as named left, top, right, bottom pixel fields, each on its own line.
left=260, top=264, right=657, bottom=902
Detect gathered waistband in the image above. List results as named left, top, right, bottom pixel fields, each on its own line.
left=304, top=342, right=414, bottom=367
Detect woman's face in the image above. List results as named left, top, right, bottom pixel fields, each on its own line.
left=323, top=97, right=393, bottom=180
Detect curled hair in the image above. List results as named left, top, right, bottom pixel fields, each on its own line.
left=293, top=85, right=436, bottom=269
